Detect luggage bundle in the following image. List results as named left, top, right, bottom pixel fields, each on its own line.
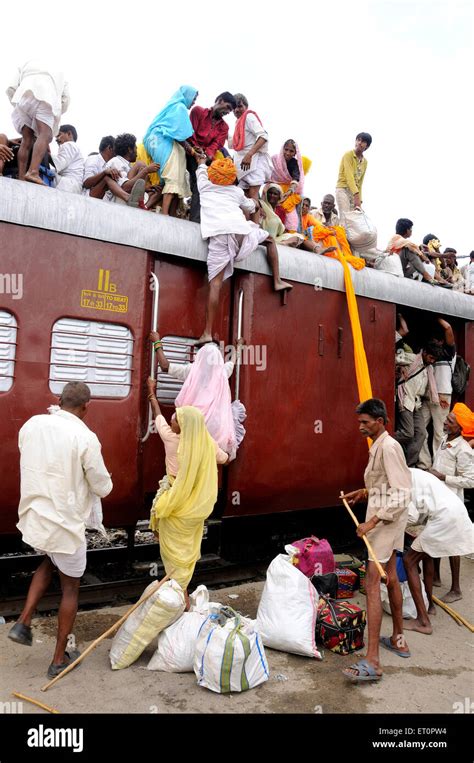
left=316, top=597, right=366, bottom=656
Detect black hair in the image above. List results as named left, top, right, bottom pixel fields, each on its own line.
left=60, top=381, right=91, bottom=408
left=59, top=124, right=78, bottom=142
left=99, top=135, right=115, bottom=153
left=423, top=233, right=438, bottom=246
left=303, top=197, right=311, bottom=205
left=395, top=218, right=413, bottom=236
left=423, top=341, right=444, bottom=360
left=356, top=398, right=388, bottom=424
left=356, top=132, right=372, bottom=148
left=443, top=247, right=457, bottom=254
left=470, top=251, right=474, bottom=259
left=114, top=133, right=136, bottom=157
left=215, top=92, right=237, bottom=109
left=233, top=93, right=248, bottom=109
left=284, top=139, right=297, bottom=150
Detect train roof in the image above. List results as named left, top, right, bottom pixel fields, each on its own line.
left=1, top=177, right=473, bottom=320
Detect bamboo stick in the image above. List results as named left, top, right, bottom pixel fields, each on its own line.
left=432, top=595, right=474, bottom=632
left=339, top=491, right=387, bottom=581
left=41, top=574, right=170, bottom=692
left=12, top=692, right=59, bottom=714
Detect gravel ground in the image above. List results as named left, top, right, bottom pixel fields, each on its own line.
left=0, top=556, right=472, bottom=715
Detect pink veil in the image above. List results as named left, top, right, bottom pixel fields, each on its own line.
left=175, top=344, right=245, bottom=460
left=271, top=140, right=304, bottom=194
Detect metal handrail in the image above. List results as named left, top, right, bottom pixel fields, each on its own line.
left=234, top=288, right=244, bottom=401
left=141, top=272, right=159, bottom=442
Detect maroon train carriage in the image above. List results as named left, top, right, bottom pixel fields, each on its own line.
left=0, top=177, right=473, bottom=562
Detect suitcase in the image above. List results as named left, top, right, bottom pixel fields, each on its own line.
left=335, top=567, right=358, bottom=598
left=316, top=598, right=366, bottom=655
left=288, top=536, right=335, bottom=577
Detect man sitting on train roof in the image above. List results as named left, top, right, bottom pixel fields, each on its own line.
left=82, top=135, right=120, bottom=199
left=194, top=152, right=292, bottom=344
left=103, top=133, right=159, bottom=208
left=395, top=340, right=444, bottom=467
left=311, top=194, right=341, bottom=227
left=9, top=382, right=113, bottom=679
left=54, top=124, right=85, bottom=194
left=387, top=219, right=437, bottom=285
left=421, top=234, right=453, bottom=288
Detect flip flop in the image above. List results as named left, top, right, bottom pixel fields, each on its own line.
left=342, top=659, right=382, bottom=682
left=127, top=179, right=146, bottom=207
left=380, top=636, right=411, bottom=658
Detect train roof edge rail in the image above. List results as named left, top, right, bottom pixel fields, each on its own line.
left=1, top=177, right=473, bottom=320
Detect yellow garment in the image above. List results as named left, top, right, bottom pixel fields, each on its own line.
left=336, top=150, right=367, bottom=201
left=151, top=406, right=218, bottom=590
left=452, top=403, right=474, bottom=438
left=304, top=215, right=366, bottom=271
left=136, top=143, right=160, bottom=186
left=302, top=156, right=312, bottom=175
left=208, top=157, right=237, bottom=186
left=304, top=215, right=372, bottom=405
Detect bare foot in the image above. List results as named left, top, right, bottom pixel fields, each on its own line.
left=428, top=604, right=436, bottom=615
left=441, top=591, right=462, bottom=604
left=196, top=333, right=212, bottom=345
left=403, top=618, right=433, bottom=634
left=24, top=172, right=46, bottom=186
left=274, top=279, right=293, bottom=292
left=433, top=578, right=442, bottom=587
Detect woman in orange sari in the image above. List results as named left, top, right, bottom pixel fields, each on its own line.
left=301, top=197, right=365, bottom=270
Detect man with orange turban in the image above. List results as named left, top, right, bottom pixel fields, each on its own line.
left=195, top=153, right=292, bottom=343
left=429, top=403, right=474, bottom=603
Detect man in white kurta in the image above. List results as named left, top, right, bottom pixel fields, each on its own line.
left=231, top=94, right=273, bottom=198
left=55, top=125, right=85, bottom=194
left=7, top=60, right=70, bottom=184
left=403, top=468, right=474, bottom=634
left=9, top=382, right=112, bottom=678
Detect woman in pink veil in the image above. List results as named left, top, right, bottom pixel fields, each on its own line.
left=150, top=332, right=245, bottom=461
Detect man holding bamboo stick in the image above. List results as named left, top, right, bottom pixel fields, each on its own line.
left=341, top=398, right=412, bottom=682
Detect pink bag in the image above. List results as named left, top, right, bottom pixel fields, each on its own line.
left=288, top=536, right=335, bottom=578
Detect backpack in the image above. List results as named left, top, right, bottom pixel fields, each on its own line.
left=451, top=356, right=471, bottom=396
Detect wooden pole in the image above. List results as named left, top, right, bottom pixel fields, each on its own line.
left=40, top=574, right=170, bottom=692
left=339, top=491, right=387, bottom=581
left=432, top=594, right=474, bottom=632
left=12, top=692, right=60, bottom=714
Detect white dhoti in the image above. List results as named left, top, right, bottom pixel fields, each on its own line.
left=207, top=224, right=269, bottom=282
left=12, top=92, right=55, bottom=136
left=36, top=539, right=87, bottom=578
left=237, top=152, right=273, bottom=190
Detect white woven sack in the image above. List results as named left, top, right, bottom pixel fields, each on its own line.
left=374, top=252, right=404, bottom=277
left=147, top=585, right=212, bottom=672
left=194, top=610, right=269, bottom=693
left=344, top=209, right=377, bottom=250
left=381, top=580, right=429, bottom=620
left=256, top=554, right=322, bottom=658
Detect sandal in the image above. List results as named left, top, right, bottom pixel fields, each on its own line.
left=342, top=659, right=382, bottom=682
left=8, top=622, right=32, bottom=647
left=380, top=636, right=411, bottom=658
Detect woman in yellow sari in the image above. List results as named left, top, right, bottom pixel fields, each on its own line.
left=146, top=378, right=228, bottom=591
left=301, top=197, right=366, bottom=270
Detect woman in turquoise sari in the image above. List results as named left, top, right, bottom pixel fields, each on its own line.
left=144, top=85, right=199, bottom=216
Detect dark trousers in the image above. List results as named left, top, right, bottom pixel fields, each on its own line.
left=186, top=154, right=201, bottom=223
left=395, top=407, right=427, bottom=467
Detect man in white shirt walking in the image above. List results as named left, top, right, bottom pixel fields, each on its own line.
left=7, top=60, right=70, bottom=184
left=55, top=124, right=85, bottom=194
left=9, top=382, right=112, bottom=678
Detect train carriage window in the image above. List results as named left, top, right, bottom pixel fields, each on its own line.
left=0, top=311, right=17, bottom=392
left=49, top=318, right=133, bottom=398
left=157, top=335, right=195, bottom=405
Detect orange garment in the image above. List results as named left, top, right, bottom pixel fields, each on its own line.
left=452, top=403, right=474, bottom=438
left=303, top=214, right=372, bottom=407
left=208, top=157, right=237, bottom=186
left=302, top=215, right=366, bottom=271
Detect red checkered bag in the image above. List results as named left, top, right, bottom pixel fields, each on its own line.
left=316, top=598, right=366, bottom=655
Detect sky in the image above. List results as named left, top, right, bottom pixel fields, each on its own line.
left=1, top=0, right=472, bottom=259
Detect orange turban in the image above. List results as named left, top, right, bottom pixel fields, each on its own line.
left=452, top=403, right=474, bottom=438
left=208, top=157, right=237, bottom=186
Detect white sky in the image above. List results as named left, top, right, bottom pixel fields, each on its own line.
left=1, top=0, right=472, bottom=259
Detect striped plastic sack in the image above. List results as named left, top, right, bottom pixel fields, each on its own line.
left=194, top=608, right=269, bottom=693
